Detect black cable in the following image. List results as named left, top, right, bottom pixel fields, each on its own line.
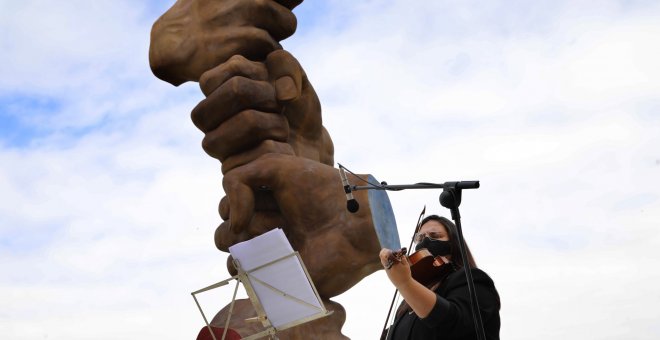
left=337, top=163, right=395, bottom=190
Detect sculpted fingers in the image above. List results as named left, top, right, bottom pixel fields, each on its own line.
left=195, top=55, right=300, bottom=164
left=214, top=221, right=246, bottom=252
left=201, top=110, right=290, bottom=161
left=191, top=76, right=278, bottom=133
left=193, top=49, right=333, bottom=166
left=197, top=0, right=298, bottom=43
left=221, top=140, right=294, bottom=174
left=198, top=26, right=280, bottom=73
left=222, top=174, right=256, bottom=235
left=219, top=196, right=230, bottom=221
left=216, top=211, right=286, bottom=280
left=222, top=159, right=282, bottom=234
left=192, top=0, right=299, bottom=67
left=220, top=187, right=287, bottom=233
left=199, top=55, right=268, bottom=97
left=150, top=0, right=298, bottom=85
left=264, top=50, right=330, bottom=163
left=214, top=212, right=286, bottom=251
left=266, top=50, right=304, bottom=101
left=265, top=50, right=322, bottom=138
left=274, top=0, right=304, bottom=10
left=235, top=0, right=298, bottom=42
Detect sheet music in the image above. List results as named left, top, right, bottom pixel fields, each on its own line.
left=229, top=228, right=324, bottom=328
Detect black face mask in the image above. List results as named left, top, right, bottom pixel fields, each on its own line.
left=415, top=237, right=452, bottom=257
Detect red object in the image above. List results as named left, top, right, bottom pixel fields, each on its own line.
left=196, top=326, right=242, bottom=340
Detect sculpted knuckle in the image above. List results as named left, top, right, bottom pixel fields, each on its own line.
left=201, top=136, right=224, bottom=159
left=226, top=55, right=247, bottom=73
left=237, top=109, right=258, bottom=125
left=226, top=76, right=244, bottom=95
left=199, top=72, right=212, bottom=92
left=222, top=174, right=235, bottom=189
left=253, top=0, right=269, bottom=9
left=242, top=111, right=288, bottom=140
left=227, top=54, right=247, bottom=63
left=190, top=100, right=210, bottom=130
left=271, top=115, right=290, bottom=138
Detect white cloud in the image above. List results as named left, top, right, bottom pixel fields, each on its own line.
left=289, top=1, right=660, bottom=338
left=2, top=0, right=660, bottom=339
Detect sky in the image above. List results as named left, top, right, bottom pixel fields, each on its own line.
left=1, top=0, right=659, bottom=339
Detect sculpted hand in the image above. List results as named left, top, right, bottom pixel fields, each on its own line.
left=191, top=49, right=333, bottom=173
left=148, top=1, right=396, bottom=335
left=218, top=154, right=382, bottom=297
left=149, top=0, right=304, bottom=85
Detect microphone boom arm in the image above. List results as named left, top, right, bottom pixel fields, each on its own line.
left=351, top=181, right=479, bottom=192
left=351, top=178, right=485, bottom=340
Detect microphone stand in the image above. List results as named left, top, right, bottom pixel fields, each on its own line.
left=351, top=180, right=486, bottom=340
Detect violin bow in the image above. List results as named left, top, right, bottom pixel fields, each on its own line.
left=405, top=205, right=426, bottom=256
left=380, top=205, right=426, bottom=339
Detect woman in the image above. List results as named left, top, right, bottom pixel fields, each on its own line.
left=379, top=215, right=500, bottom=340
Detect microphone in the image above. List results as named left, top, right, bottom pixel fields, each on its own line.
left=339, top=166, right=359, bottom=213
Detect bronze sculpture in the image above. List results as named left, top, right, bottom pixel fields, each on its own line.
left=150, top=1, right=398, bottom=338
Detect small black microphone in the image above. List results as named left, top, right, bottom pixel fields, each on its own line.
left=347, top=198, right=359, bottom=213
left=339, top=166, right=359, bottom=213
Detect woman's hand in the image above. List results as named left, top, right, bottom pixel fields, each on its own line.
left=379, top=248, right=438, bottom=318
left=380, top=248, right=414, bottom=289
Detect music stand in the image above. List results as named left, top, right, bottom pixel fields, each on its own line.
left=191, top=229, right=332, bottom=340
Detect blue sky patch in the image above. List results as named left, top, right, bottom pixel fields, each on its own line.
left=0, top=94, right=63, bottom=147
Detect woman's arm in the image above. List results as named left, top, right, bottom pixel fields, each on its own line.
left=379, top=248, right=437, bottom=317
left=419, top=268, right=500, bottom=336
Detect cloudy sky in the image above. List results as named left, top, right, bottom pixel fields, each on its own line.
left=1, top=0, right=659, bottom=339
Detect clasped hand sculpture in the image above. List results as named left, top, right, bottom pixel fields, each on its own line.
left=150, top=1, right=396, bottom=338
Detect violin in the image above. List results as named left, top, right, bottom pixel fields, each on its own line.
left=385, top=247, right=449, bottom=286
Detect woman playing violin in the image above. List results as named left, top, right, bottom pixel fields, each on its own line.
left=379, top=215, right=501, bottom=340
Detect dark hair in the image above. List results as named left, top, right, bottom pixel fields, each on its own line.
left=420, top=215, right=477, bottom=269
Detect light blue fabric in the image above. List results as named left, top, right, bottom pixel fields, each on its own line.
left=367, top=175, right=400, bottom=250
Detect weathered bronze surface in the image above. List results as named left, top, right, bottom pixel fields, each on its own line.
left=150, top=1, right=383, bottom=338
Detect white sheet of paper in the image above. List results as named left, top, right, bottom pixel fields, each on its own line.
left=229, top=228, right=324, bottom=328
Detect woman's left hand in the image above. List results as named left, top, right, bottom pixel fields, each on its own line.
left=379, top=248, right=414, bottom=289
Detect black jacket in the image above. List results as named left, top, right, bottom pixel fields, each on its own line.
left=385, top=268, right=500, bottom=340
